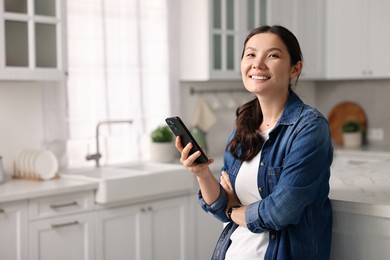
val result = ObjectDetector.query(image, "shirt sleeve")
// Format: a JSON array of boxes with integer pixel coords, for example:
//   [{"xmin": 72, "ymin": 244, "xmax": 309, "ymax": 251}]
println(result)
[{"xmin": 198, "ymin": 184, "xmax": 230, "ymax": 222}]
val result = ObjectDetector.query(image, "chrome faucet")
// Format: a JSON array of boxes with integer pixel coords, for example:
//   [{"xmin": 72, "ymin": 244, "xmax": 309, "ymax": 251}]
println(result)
[{"xmin": 86, "ymin": 120, "xmax": 133, "ymax": 167}]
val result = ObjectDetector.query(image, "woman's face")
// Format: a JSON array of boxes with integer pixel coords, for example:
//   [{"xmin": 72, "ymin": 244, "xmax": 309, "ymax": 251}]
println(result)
[{"xmin": 240, "ymin": 32, "xmax": 301, "ymax": 97}]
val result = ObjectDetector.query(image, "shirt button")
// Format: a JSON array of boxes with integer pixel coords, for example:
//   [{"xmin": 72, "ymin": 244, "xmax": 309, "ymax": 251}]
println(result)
[
  {"xmin": 258, "ymin": 187, "xmax": 263, "ymax": 192},
  {"xmin": 271, "ymin": 234, "xmax": 276, "ymax": 240},
  {"xmin": 260, "ymin": 162, "xmax": 265, "ymax": 167}
]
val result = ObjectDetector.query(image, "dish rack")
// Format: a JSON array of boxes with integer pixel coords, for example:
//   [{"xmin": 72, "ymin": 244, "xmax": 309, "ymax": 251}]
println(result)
[
  {"xmin": 13, "ymin": 149, "xmax": 60, "ymax": 181},
  {"xmin": 12, "ymin": 161, "xmax": 59, "ymax": 180}
]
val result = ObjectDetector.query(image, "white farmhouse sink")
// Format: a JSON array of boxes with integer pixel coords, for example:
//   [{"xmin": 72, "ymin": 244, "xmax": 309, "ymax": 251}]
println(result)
[{"xmin": 64, "ymin": 162, "xmax": 195, "ymax": 204}]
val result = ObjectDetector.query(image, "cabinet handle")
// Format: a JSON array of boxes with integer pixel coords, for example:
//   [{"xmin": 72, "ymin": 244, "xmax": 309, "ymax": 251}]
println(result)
[
  {"xmin": 141, "ymin": 207, "xmax": 153, "ymax": 212},
  {"xmin": 0, "ymin": 208, "xmax": 4, "ymax": 214},
  {"xmin": 50, "ymin": 201, "xmax": 78, "ymax": 209},
  {"xmin": 51, "ymin": 220, "xmax": 79, "ymax": 229}
]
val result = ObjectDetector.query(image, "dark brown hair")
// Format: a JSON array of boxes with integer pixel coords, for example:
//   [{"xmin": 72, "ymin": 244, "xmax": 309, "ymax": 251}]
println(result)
[{"xmin": 227, "ymin": 25, "xmax": 303, "ymax": 161}]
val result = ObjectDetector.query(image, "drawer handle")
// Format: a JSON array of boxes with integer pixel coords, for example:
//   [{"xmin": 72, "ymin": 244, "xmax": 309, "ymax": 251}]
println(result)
[
  {"xmin": 50, "ymin": 201, "xmax": 78, "ymax": 209},
  {"xmin": 51, "ymin": 221, "xmax": 79, "ymax": 229},
  {"xmin": 0, "ymin": 208, "xmax": 4, "ymax": 214}
]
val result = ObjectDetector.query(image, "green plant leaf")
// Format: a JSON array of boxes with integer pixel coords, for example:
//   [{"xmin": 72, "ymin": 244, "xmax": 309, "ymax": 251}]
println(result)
[{"xmin": 151, "ymin": 125, "xmax": 174, "ymax": 142}]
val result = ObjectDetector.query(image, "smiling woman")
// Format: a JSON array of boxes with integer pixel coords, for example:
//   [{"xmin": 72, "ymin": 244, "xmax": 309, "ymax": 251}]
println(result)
[{"xmin": 65, "ymin": 0, "xmax": 179, "ymax": 168}]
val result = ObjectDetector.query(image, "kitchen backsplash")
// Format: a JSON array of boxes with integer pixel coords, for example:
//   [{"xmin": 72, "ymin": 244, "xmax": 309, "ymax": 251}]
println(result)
[
  {"xmin": 316, "ymin": 79, "xmax": 390, "ymax": 148},
  {"xmin": 180, "ymin": 79, "xmax": 390, "ymax": 158}
]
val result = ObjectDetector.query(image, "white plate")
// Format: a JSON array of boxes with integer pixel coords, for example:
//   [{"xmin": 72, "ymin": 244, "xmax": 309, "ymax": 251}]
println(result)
[
  {"xmin": 33, "ymin": 150, "xmax": 58, "ymax": 180},
  {"xmin": 17, "ymin": 150, "xmax": 29, "ymax": 177}
]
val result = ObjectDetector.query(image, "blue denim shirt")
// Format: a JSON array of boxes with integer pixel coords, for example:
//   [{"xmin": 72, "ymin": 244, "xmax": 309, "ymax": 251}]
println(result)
[{"xmin": 199, "ymin": 92, "xmax": 333, "ymax": 260}]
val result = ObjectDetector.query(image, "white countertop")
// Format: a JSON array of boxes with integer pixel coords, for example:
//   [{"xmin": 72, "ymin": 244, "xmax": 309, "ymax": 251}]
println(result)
[
  {"xmin": 329, "ymin": 149, "xmax": 390, "ymax": 217},
  {"xmin": 0, "ymin": 175, "xmax": 99, "ymax": 203}
]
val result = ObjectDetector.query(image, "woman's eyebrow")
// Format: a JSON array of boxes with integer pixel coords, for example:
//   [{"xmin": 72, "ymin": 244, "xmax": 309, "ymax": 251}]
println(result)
[{"xmin": 244, "ymin": 47, "xmax": 284, "ymax": 53}]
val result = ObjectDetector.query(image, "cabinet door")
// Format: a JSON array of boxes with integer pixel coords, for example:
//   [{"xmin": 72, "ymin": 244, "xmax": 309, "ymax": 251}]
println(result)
[
  {"xmin": 95, "ymin": 204, "xmax": 143, "ymax": 260},
  {"xmin": 96, "ymin": 196, "xmax": 194, "ymax": 260},
  {"xmin": 210, "ymin": 0, "xmax": 241, "ymax": 79},
  {"xmin": 0, "ymin": 0, "xmax": 67, "ymax": 80},
  {"xmin": 367, "ymin": 0, "xmax": 390, "ymax": 78},
  {"xmin": 326, "ymin": 0, "xmax": 368, "ymax": 79},
  {"xmin": 147, "ymin": 196, "xmax": 194, "ymax": 260},
  {"xmin": 29, "ymin": 212, "xmax": 95, "ymax": 260},
  {"xmin": 0, "ymin": 200, "xmax": 28, "ymax": 260},
  {"xmin": 192, "ymin": 194, "xmax": 222, "ymax": 260},
  {"xmin": 267, "ymin": 0, "xmax": 325, "ymax": 80},
  {"xmin": 294, "ymin": 0, "xmax": 325, "ymax": 79}
]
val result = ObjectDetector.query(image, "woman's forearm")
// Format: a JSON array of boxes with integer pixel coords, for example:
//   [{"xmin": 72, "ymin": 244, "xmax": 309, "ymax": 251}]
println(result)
[{"xmin": 196, "ymin": 170, "xmax": 221, "ymax": 205}]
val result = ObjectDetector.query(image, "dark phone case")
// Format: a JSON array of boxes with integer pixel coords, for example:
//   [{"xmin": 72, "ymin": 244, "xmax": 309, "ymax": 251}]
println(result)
[{"xmin": 165, "ymin": 116, "xmax": 209, "ymax": 164}]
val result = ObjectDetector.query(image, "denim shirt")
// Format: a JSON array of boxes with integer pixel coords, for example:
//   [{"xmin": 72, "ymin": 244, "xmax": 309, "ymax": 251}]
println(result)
[{"xmin": 199, "ymin": 92, "xmax": 333, "ymax": 260}]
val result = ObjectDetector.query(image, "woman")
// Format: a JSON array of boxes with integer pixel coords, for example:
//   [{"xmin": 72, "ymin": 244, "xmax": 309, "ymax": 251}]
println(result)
[{"xmin": 176, "ymin": 25, "xmax": 333, "ymax": 260}]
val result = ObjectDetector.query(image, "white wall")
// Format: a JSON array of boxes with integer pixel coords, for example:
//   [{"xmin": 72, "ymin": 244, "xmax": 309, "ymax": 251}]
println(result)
[
  {"xmin": 0, "ymin": 80, "xmax": 67, "ymax": 175},
  {"xmin": 0, "ymin": 82, "xmax": 44, "ymax": 174}
]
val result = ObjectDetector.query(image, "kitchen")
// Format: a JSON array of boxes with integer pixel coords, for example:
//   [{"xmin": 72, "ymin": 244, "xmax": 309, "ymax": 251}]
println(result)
[{"xmin": 1, "ymin": 0, "xmax": 390, "ymax": 259}]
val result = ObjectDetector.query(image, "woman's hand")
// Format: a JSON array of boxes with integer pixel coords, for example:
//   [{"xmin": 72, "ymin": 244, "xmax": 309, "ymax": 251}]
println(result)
[
  {"xmin": 220, "ymin": 171, "xmax": 240, "ymax": 208},
  {"xmin": 175, "ymin": 136, "xmax": 214, "ymax": 178}
]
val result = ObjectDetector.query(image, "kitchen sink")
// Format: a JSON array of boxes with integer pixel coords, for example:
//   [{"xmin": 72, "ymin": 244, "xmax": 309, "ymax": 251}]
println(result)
[{"xmin": 63, "ymin": 162, "xmax": 194, "ymax": 204}]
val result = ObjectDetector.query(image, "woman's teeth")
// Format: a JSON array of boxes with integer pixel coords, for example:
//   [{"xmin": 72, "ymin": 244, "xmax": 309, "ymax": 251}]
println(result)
[{"xmin": 251, "ymin": 75, "xmax": 269, "ymax": 80}]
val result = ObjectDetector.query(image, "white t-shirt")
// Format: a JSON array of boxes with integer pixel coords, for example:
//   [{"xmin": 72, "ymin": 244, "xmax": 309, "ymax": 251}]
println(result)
[{"xmin": 225, "ymin": 131, "xmax": 270, "ymax": 260}]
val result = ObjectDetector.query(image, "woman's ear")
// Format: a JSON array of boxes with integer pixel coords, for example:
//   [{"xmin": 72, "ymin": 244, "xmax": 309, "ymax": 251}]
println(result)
[{"xmin": 290, "ymin": 61, "xmax": 303, "ymax": 79}]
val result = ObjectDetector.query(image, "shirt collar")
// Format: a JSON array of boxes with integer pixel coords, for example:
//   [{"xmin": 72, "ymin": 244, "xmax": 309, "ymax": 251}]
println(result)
[{"xmin": 278, "ymin": 91, "xmax": 305, "ymax": 126}]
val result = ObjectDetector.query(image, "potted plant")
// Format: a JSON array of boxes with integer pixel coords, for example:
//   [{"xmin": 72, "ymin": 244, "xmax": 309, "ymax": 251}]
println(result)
[
  {"xmin": 150, "ymin": 125, "xmax": 176, "ymax": 163},
  {"xmin": 341, "ymin": 121, "xmax": 362, "ymax": 148}
]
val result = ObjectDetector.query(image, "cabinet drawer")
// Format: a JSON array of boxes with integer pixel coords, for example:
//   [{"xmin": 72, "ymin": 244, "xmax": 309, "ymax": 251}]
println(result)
[{"xmin": 29, "ymin": 191, "xmax": 94, "ymax": 220}]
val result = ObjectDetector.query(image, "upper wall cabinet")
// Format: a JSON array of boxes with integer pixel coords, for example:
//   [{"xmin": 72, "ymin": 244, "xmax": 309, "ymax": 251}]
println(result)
[
  {"xmin": 266, "ymin": 0, "xmax": 325, "ymax": 80},
  {"xmin": 180, "ymin": 0, "xmax": 267, "ymax": 81},
  {"xmin": 0, "ymin": 0, "xmax": 67, "ymax": 81},
  {"xmin": 326, "ymin": 0, "xmax": 390, "ymax": 79}
]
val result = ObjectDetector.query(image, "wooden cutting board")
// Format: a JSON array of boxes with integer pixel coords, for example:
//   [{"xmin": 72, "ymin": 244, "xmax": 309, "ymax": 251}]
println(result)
[{"xmin": 328, "ymin": 102, "xmax": 367, "ymax": 145}]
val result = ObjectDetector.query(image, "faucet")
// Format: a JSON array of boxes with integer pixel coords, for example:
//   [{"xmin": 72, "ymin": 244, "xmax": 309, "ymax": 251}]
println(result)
[{"xmin": 86, "ymin": 120, "xmax": 133, "ymax": 167}]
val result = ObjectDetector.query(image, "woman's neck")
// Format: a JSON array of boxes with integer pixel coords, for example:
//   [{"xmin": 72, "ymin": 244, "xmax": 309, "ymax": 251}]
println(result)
[{"xmin": 257, "ymin": 91, "xmax": 289, "ymax": 131}]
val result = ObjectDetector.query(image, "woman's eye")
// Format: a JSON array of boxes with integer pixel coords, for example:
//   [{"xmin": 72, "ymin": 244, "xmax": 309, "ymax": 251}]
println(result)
[
  {"xmin": 269, "ymin": 53, "xmax": 279, "ymax": 58},
  {"xmin": 246, "ymin": 53, "xmax": 255, "ymax": 58}
]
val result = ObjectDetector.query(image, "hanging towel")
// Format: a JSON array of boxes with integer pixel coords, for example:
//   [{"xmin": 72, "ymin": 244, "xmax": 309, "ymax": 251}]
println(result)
[{"xmin": 191, "ymin": 97, "xmax": 217, "ymax": 132}]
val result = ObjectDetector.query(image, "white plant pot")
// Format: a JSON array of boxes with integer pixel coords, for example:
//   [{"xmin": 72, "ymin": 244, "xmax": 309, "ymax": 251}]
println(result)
[
  {"xmin": 150, "ymin": 142, "xmax": 176, "ymax": 163},
  {"xmin": 342, "ymin": 132, "xmax": 362, "ymax": 149}
]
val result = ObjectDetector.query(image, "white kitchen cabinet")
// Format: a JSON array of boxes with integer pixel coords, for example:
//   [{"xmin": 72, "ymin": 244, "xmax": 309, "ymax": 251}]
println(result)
[
  {"xmin": 192, "ymin": 194, "xmax": 222, "ymax": 260},
  {"xmin": 29, "ymin": 191, "xmax": 95, "ymax": 260},
  {"xmin": 0, "ymin": 0, "xmax": 67, "ymax": 80},
  {"xmin": 266, "ymin": 0, "xmax": 325, "ymax": 80},
  {"xmin": 180, "ymin": 0, "xmax": 267, "ymax": 81},
  {"xmin": 96, "ymin": 195, "xmax": 194, "ymax": 260},
  {"xmin": 326, "ymin": 0, "xmax": 390, "ymax": 79},
  {"xmin": 29, "ymin": 212, "xmax": 95, "ymax": 260},
  {"xmin": 331, "ymin": 206, "xmax": 390, "ymax": 260},
  {"xmin": 0, "ymin": 200, "xmax": 28, "ymax": 260}
]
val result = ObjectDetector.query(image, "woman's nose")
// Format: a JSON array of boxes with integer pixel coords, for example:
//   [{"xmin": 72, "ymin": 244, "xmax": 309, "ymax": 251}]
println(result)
[{"xmin": 252, "ymin": 58, "xmax": 267, "ymax": 70}]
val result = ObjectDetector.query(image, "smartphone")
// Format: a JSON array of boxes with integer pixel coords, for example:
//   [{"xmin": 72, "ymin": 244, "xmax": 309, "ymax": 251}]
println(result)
[{"xmin": 165, "ymin": 116, "xmax": 209, "ymax": 164}]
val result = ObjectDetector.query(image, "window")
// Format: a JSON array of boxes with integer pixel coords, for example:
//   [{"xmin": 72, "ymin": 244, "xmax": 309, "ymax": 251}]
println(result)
[{"xmin": 66, "ymin": 0, "xmax": 177, "ymax": 167}]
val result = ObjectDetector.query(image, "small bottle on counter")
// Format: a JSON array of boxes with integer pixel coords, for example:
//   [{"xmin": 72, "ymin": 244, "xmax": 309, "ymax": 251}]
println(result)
[{"xmin": 0, "ymin": 156, "xmax": 5, "ymax": 183}]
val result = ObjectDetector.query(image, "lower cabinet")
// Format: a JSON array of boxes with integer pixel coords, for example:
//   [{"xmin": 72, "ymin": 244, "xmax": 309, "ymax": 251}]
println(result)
[
  {"xmin": 96, "ymin": 195, "xmax": 194, "ymax": 260},
  {"xmin": 331, "ymin": 203, "xmax": 390, "ymax": 260},
  {"xmin": 0, "ymin": 200, "xmax": 29, "ymax": 260},
  {"xmin": 0, "ymin": 190, "xmax": 221, "ymax": 260},
  {"xmin": 192, "ymin": 195, "xmax": 223, "ymax": 260},
  {"xmin": 28, "ymin": 191, "xmax": 96, "ymax": 260},
  {"xmin": 29, "ymin": 213, "xmax": 95, "ymax": 260}
]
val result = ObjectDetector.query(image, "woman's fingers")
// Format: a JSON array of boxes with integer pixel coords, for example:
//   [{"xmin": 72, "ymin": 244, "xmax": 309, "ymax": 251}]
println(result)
[
  {"xmin": 175, "ymin": 136, "xmax": 183, "ymax": 151},
  {"xmin": 220, "ymin": 171, "xmax": 233, "ymax": 191}
]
